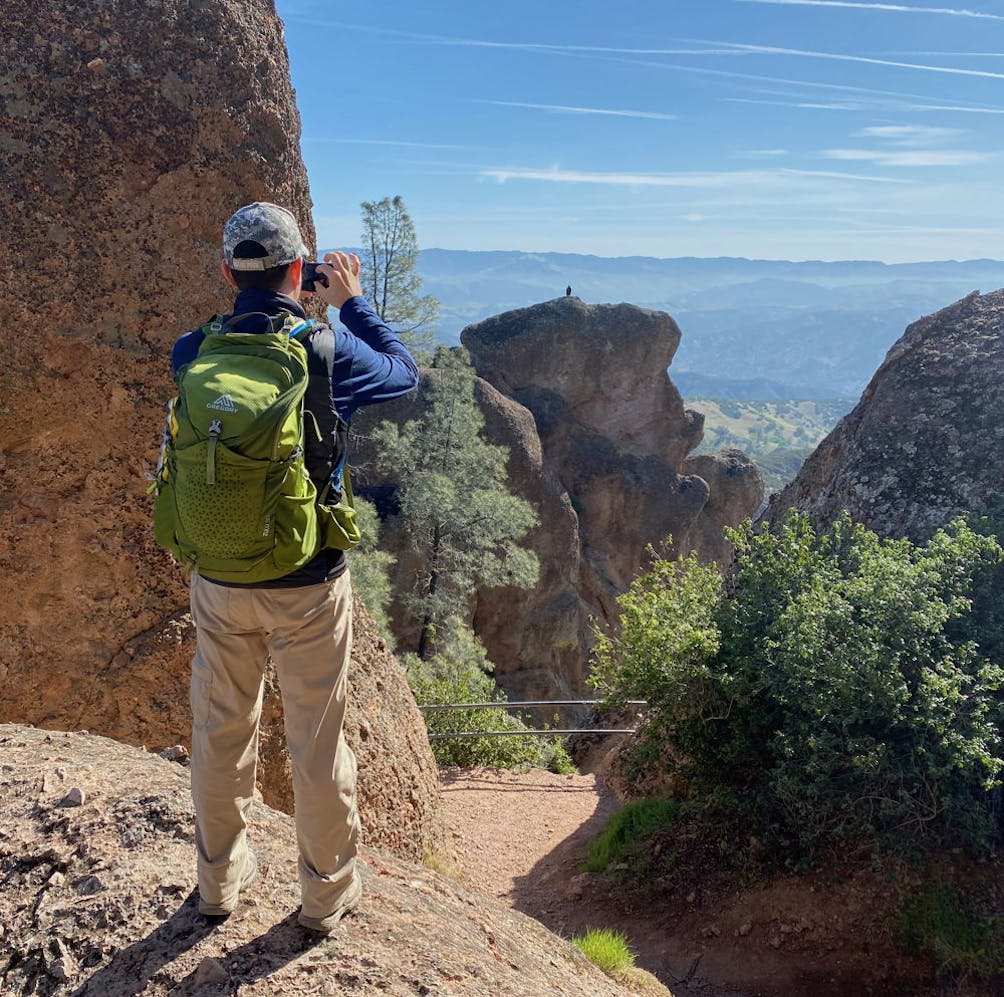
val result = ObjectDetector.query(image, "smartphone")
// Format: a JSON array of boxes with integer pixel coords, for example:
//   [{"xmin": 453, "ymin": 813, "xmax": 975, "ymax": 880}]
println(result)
[{"xmin": 301, "ymin": 262, "xmax": 329, "ymax": 293}]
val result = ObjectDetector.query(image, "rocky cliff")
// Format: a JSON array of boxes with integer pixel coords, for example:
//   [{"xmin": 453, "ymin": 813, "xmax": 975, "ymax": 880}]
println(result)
[
  {"xmin": 462, "ymin": 298, "xmax": 762, "ymax": 695},
  {"xmin": 355, "ymin": 298, "xmax": 763, "ymax": 698},
  {"xmin": 0, "ymin": 0, "xmax": 439, "ymax": 860},
  {"xmin": 762, "ymin": 289, "xmax": 1004, "ymax": 539},
  {"xmin": 0, "ymin": 726, "xmax": 645, "ymax": 997}
]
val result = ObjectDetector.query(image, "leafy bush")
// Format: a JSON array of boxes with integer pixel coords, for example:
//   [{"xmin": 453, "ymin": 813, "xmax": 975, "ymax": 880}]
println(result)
[
  {"xmin": 591, "ymin": 513, "xmax": 1004, "ymax": 859},
  {"xmin": 571, "ymin": 927, "xmax": 636, "ymax": 976},
  {"xmin": 955, "ymin": 498, "xmax": 1004, "ymax": 667},
  {"xmin": 583, "ymin": 798, "xmax": 680, "ymax": 874},
  {"xmin": 347, "ymin": 497, "xmax": 395, "ymax": 636},
  {"xmin": 406, "ymin": 621, "xmax": 575, "ymax": 772}
]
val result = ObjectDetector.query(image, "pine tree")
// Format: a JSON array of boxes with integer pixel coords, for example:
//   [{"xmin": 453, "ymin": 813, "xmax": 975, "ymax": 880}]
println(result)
[
  {"xmin": 359, "ymin": 195, "xmax": 439, "ymax": 357},
  {"xmin": 373, "ymin": 347, "xmax": 539, "ymax": 658}
]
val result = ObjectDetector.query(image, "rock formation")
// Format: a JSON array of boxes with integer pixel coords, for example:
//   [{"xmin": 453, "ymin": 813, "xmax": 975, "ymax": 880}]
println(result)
[
  {"xmin": 354, "ymin": 298, "xmax": 763, "ymax": 698},
  {"xmin": 0, "ymin": 0, "xmax": 439, "ymax": 859},
  {"xmin": 762, "ymin": 289, "xmax": 1004, "ymax": 540},
  {"xmin": 0, "ymin": 726, "xmax": 642, "ymax": 997},
  {"xmin": 462, "ymin": 298, "xmax": 762, "ymax": 695}
]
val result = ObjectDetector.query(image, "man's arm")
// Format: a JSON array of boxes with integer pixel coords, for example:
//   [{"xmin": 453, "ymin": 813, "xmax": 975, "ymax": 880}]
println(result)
[
  {"xmin": 315, "ymin": 252, "xmax": 419, "ymax": 418},
  {"xmin": 171, "ymin": 329, "xmax": 206, "ymax": 377}
]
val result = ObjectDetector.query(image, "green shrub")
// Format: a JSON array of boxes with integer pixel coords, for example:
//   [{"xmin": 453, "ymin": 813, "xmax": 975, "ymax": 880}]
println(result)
[
  {"xmin": 571, "ymin": 927, "xmax": 636, "ymax": 976},
  {"xmin": 347, "ymin": 497, "xmax": 396, "ymax": 635},
  {"xmin": 591, "ymin": 513, "xmax": 1004, "ymax": 859},
  {"xmin": 955, "ymin": 497, "xmax": 1004, "ymax": 666},
  {"xmin": 406, "ymin": 621, "xmax": 576, "ymax": 773},
  {"xmin": 897, "ymin": 879, "xmax": 1004, "ymax": 980},
  {"xmin": 584, "ymin": 798, "xmax": 680, "ymax": 873}
]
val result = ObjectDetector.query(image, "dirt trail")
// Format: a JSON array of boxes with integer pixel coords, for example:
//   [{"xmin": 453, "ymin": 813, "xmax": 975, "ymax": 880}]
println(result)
[
  {"xmin": 438, "ymin": 768, "xmax": 966, "ymax": 997},
  {"xmin": 439, "ymin": 769, "xmax": 752, "ymax": 997}
]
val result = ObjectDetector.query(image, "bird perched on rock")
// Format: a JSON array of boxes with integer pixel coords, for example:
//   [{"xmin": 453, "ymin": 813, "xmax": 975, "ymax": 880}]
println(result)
[{"xmin": 565, "ymin": 285, "xmax": 572, "ymax": 296}]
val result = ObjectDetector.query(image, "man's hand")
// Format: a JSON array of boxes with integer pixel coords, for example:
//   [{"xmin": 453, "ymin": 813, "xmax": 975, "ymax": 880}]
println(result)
[{"xmin": 315, "ymin": 251, "xmax": 363, "ymax": 310}]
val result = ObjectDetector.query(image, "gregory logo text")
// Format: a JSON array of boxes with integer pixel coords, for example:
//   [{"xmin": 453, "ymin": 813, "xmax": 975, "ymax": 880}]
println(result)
[{"xmin": 207, "ymin": 395, "xmax": 238, "ymax": 413}]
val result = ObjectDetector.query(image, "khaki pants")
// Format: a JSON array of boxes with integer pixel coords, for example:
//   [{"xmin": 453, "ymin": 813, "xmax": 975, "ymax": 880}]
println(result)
[{"xmin": 188, "ymin": 570, "xmax": 360, "ymax": 918}]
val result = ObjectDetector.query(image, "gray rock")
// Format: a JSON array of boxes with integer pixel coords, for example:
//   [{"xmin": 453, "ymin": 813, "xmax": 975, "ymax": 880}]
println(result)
[
  {"xmin": 762, "ymin": 289, "xmax": 1004, "ymax": 539},
  {"xmin": 195, "ymin": 956, "xmax": 229, "ymax": 986},
  {"xmin": 58, "ymin": 787, "xmax": 85, "ymax": 808}
]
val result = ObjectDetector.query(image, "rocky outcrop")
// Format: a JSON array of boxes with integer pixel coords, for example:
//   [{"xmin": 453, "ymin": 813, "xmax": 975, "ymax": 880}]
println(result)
[
  {"xmin": 355, "ymin": 299, "xmax": 762, "ymax": 698},
  {"xmin": 462, "ymin": 299, "xmax": 762, "ymax": 695},
  {"xmin": 762, "ymin": 290, "xmax": 1004, "ymax": 540},
  {"xmin": 0, "ymin": 0, "xmax": 439, "ymax": 860},
  {"xmin": 353, "ymin": 373, "xmax": 591, "ymax": 698},
  {"xmin": 0, "ymin": 725, "xmax": 642, "ymax": 997}
]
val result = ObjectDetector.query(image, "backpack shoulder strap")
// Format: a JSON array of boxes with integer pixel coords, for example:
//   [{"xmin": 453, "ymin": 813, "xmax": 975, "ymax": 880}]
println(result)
[{"xmin": 297, "ymin": 323, "xmax": 349, "ymax": 496}]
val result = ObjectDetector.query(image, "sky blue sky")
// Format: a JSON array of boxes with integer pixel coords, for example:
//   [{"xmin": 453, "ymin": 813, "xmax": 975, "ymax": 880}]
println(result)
[{"xmin": 276, "ymin": 0, "xmax": 1004, "ymax": 262}]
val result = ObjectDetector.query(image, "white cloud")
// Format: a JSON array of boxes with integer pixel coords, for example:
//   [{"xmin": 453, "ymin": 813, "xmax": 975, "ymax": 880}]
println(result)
[
  {"xmin": 483, "ymin": 167, "xmax": 728, "ymax": 188},
  {"xmin": 303, "ymin": 137, "xmax": 473, "ymax": 149},
  {"xmin": 736, "ymin": 0, "xmax": 1004, "ymax": 20},
  {"xmin": 735, "ymin": 148, "xmax": 791, "ymax": 157},
  {"xmin": 480, "ymin": 101, "xmax": 677, "ymax": 121},
  {"xmin": 481, "ymin": 165, "xmax": 911, "ymax": 186},
  {"xmin": 724, "ymin": 97, "xmax": 861, "ymax": 110},
  {"xmin": 724, "ymin": 94, "xmax": 1004, "ymax": 115},
  {"xmin": 900, "ymin": 104, "xmax": 1004, "ymax": 115},
  {"xmin": 592, "ymin": 51, "xmax": 1004, "ymax": 119},
  {"xmin": 856, "ymin": 125, "xmax": 964, "ymax": 145},
  {"xmin": 823, "ymin": 148, "xmax": 992, "ymax": 166},
  {"xmin": 283, "ymin": 17, "xmax": 749, "ymax": 57}
]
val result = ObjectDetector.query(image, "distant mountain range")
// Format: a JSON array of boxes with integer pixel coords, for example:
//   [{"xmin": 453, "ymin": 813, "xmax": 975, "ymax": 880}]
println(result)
[{"xmin": 411, "ymin": 250, "xmax": 1004, "ymax": 399}]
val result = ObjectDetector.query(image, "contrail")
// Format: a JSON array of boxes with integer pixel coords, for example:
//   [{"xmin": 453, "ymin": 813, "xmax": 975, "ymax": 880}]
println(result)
[
  {"xmin": 737, "ymin": 0, "xmax": 1004, "ymax": 21},
  {"xmin": 480, "ymin": 101, "xmax": 677, "ymax": 121},
  {"xmin": 715, "ymin": 41, "xmax": 1004, "ymax": 80}
]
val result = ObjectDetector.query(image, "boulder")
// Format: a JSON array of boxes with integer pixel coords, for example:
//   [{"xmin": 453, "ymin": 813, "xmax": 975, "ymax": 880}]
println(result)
[
  {"xmin": 462, "ymin": 298, "xmax": 762, "ymax": 691},
  {"xmin": 762, "ymin": 289, "xmax": 1004, "ymax": 539},
  {"xmin": 0, "ymin": 0, "xmax": 439, "ymax": 860}
]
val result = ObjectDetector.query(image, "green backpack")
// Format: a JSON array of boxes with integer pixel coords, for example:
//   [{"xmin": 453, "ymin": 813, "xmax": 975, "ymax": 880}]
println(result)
[{"xmin": 152, "ymin": 312, "xmax": 360, "ymax": 583}]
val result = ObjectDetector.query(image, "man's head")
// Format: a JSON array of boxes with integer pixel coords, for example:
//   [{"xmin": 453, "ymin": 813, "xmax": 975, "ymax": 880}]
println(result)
[{"xmin": 221, "ymin": 202, "xmax": 309, "ymax": 296}]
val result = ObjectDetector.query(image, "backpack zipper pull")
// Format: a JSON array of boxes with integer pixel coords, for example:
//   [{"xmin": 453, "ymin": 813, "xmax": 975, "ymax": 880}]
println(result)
[{"xmin": 207, "ymin": 419, "xmax": 222, "ymax": 485}]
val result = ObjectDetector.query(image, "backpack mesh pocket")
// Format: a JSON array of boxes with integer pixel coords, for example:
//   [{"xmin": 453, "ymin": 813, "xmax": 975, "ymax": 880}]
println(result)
[{"xmin": 173, "ymin": 441, "xmax": 274, "ymax": 561}]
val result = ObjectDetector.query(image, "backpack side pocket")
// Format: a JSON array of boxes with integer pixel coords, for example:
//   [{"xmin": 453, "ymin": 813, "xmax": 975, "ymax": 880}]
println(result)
[{"xmin": 316, "ymin": 464, "xmax": 361, "ymax": 551}]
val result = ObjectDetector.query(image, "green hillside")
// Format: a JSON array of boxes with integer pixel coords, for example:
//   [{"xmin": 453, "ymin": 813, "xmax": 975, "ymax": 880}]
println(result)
[{"xmin": 689, "ymin": 398, "xmax": 854, "ymax": 497}]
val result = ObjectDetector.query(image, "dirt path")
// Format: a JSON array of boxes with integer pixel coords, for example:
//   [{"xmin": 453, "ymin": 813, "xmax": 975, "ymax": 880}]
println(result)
[
  {"xmin": 439, "ymin": 768, "xmax": 753, "ymax": 997},
  {"xmin": 438, "ymin": 769, "xmax": 958, "ymax": 997}
]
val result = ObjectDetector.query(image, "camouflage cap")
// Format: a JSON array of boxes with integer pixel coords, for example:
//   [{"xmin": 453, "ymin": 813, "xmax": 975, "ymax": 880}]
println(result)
[{"xmin": 222, "ymin": 202, "xmax": 309, "ymax": 271}]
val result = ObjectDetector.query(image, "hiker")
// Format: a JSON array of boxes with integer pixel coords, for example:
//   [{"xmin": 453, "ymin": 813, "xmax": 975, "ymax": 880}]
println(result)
[{"xmin": 157, "ymin": 202, "xmax": 419, "ymax": 931}]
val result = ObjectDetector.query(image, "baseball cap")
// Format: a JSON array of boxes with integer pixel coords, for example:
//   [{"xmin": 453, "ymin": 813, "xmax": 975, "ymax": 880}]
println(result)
[{"xmin": 222, "ymin": 202, "xmax": 309, "ymax": 271}]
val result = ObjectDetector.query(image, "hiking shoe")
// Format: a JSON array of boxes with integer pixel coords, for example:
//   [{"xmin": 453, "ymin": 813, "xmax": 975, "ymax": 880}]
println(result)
[
  {"xmin": 198, "ymin": 849, "xmax": 258, "ymax": 917},
  {"xmin": 297, "ymin": 874, "xmax": 362, "ymax": 934}
]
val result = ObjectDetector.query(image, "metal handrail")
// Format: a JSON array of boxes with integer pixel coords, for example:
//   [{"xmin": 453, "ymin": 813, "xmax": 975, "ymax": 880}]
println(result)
[
  {"xmin": 418, "ymin": 700, "xmax": 646, "ymax": 711},
  {"xmin": 428, "ymin": 728, "xmax": 638, "ymax": 739}
]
